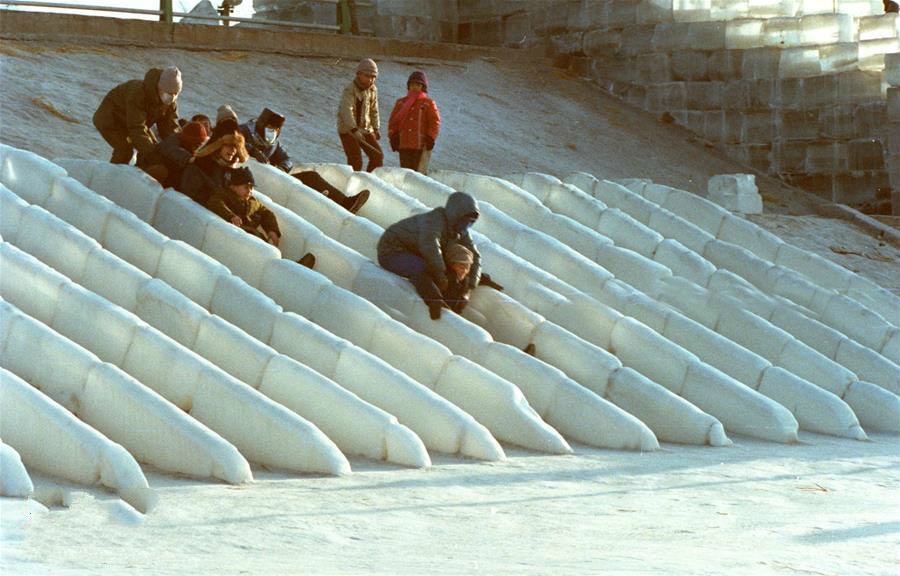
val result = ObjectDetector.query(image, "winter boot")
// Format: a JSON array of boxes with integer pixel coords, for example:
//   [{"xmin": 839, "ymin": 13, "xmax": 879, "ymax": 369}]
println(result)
[
  {"xmin": 343, "ymin": 189, "xmax": 370, "ymax": 214},
  {"xmin": 297, "ymin": 253, "xmax": 316, "ymax": 269},
  {"xmin": 479, "ymin": 273, "xmax": 504, "ymax": 291},
  {"xmin": 523, "ymin": 343, "xmax": 536, "ymax": 356},
  {"xmin": 428, "ymin": 301, "xmax": 443, "ymax": 320}
]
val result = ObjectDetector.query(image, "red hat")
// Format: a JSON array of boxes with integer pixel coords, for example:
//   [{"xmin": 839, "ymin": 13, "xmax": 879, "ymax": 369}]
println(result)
[{"xmin": 179, "ymin": 121, "xmax": 208, "ymax": 152}]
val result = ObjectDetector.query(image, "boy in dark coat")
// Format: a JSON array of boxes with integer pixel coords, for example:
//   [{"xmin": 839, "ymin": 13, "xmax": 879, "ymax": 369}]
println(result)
[
  {"xmin": 206, "ymin": 166, "xmax": 281, "ymax": 246},
  {"xmin": 92, "ymin": 67, "xmax": 181, "ymax": 170},
  {"xmin": 157, "ymin": 120, "xmax": 207, "ymax": 189},
  {"xmin": 241, "ymin": 107, "xmax": 370, "ymax": 214},
  {"xmin": 377, "ymin": 191, "xmax": 481, "ymax": 320}
]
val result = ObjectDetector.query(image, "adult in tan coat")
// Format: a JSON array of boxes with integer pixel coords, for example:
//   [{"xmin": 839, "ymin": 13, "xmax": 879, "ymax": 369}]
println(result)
[
  {"xmin": 336, "ymin": 58, "xmax": 384, "ymax": 172},
  {"xmin": 92, "ymin": 67, "xmax": 182, "ymax": 174}
]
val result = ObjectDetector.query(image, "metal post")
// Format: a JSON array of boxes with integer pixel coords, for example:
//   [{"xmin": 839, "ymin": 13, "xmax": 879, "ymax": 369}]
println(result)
[{"xmin": 160, "ymin": 0, "xmax": 172, "ymax": 23}]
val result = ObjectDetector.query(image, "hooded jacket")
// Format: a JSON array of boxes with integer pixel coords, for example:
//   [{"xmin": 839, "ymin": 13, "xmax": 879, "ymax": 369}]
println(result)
[
  {"xmin": 377, "ymin": 192, "xmax": 481, "ymax": 289},
  {"xmin": 239, "ymin": 110, "xmax": 292, "ymax": 172},
  {"xmin": 178, "ymin": 133, "xmax": 248, "ymax": 204},
  {"xmin": 93, "ymin": 68, "xmax": 179, "ymax": 157}
]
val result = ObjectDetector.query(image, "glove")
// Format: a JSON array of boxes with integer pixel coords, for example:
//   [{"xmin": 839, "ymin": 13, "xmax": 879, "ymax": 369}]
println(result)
[{"xmin": 425, "ymin": 135, "xmax": 435, "ymax": 151}]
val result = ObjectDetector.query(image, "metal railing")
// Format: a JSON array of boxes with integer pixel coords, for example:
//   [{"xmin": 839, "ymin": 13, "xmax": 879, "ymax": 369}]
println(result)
[{"xmin": 0, "ymin": 0, "xmax": 372, "ymax": 33}]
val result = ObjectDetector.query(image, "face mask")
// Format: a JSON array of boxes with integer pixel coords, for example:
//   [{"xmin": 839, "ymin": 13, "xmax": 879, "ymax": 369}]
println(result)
[
  {"xmin": 264, "ymin": 128, "xmax": 278, "ymax": 143},
  {"xmin": 159, "ymin": 92, "xmax": 176, "ymax": 105}
]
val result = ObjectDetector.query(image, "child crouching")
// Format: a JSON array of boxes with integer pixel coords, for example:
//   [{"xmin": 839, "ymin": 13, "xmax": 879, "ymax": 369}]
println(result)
[{"xmin": 207, "ymin": 166, "xmax": 281, "ymax": 247}]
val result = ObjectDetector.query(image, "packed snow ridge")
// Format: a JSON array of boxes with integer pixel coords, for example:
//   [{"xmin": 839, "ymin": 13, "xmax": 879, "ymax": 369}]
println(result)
[{"xmin": 1, "ymin": 142, "xmax": 898, "ymax": 515}]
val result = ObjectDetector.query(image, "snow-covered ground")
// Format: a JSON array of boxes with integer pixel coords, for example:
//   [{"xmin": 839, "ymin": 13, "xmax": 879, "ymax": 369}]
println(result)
[{"xmin": 1, "ymin": 36, "xmax": 899, "ymax": 576}]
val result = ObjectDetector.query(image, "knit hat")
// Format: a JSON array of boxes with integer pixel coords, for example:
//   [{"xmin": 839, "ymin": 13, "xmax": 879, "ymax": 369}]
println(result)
[
  {"xmin": 179, "ymin": 121, "xmax": 208, "ymax": 152},
  {"xmin": 407, "ymin": 70, "xmax": 428, "ymax": 92},
  {"xmin": 357, "ymin": 58, "xmax": 378, "ymax": 76},
  {"xmin": 445, "ymin": 243, "xmax": 474, "ymax": 266},
  {"xmin": 229, "ymin": 166, "xmax": 255, "ymax": 188},
  {"xmin": 158, "ymin": 66, "xmax": 182, "ymax": 95},
  {"xmin": 216, "ymin": 105, "xmax": 238, "ymax": 126}
]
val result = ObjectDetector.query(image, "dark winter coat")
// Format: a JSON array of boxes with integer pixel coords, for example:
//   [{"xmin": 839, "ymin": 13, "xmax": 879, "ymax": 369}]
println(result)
[
  {"xmin": 207, "ymin": 189, "xmax": 280, "ymax": 239},
  {"xmin": 239, "ymin": 112, "xmax": 292, "ymax": 172},
  {"xmin": 377, "ymin": 192, "xmax": 481, "ymax": 289},
  {"xmin": 158, "ymin": 132, "xmax": 194, "ymax": 187},
  {"xmin": 92, "ymin": 68, "xmax": 179, "ymax": 157},
  {"xmin": 179, "ymin": 155, "xmax": 232, "ymax": 205}
]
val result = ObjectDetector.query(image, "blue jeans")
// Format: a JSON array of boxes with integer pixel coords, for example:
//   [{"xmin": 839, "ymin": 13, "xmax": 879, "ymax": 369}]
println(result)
[{"xmin": 379, "ymin": 251, "xmax": 444, "ymax": 306}]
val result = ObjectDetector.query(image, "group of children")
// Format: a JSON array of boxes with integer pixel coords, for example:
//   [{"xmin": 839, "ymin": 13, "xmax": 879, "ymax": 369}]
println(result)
[{"xmin": 91, "ymin": 59, "xmax": 492, "ymax": 319}]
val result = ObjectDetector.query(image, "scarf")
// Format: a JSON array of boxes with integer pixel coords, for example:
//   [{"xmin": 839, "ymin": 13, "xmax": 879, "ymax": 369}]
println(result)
[{"xmin": 389, "ymin": 91, "xmax": 427, "ymax": 134}]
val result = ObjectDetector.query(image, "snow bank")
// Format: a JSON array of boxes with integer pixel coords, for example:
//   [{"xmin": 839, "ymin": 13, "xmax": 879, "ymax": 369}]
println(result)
[
  {"xmin": 0, "ymin": 299, "xmax": 251, "ymax": 484},
  {"xmin": 0, "ymin": 439, "xmax": 33, "ymax": 498},
  {"xmin": 1, "ymin": 368, "xmax": 155, "ymax": 512},
  {"xmin": 51, "ymin": 159, "xmax": 503, "ymax": 462}
]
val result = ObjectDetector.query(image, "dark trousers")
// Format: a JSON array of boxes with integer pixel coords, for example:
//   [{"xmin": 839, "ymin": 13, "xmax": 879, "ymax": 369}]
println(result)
[
  {"xmin": 292, "ymin": 170, "xmax": 351, "ymax": 204},
  {"xmin": 339, "ymin": 132, "xmax": 383, "ymax": 172},
  {"xmin": 398, "ymin": 148, "xmax": 432, "ymax": 174},
  {"xmin": 93, "ymin": 115, "xmax": 161, "ymax": 167},
  {"xmin": 379, "ymin": 251, "xmax": 444, "ymax": 307}
]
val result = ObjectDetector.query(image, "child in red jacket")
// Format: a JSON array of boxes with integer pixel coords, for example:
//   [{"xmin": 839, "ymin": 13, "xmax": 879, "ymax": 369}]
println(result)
[{"xmin": 388, "ymin": 71, "xmax": 441, "ymax": 174}]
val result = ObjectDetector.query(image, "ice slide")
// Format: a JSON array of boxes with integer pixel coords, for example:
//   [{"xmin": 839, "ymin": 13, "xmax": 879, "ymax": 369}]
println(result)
[
  {"xmin": 568, "ymin": 173, "xmax": 900, "ymax": 394},
  {"xmin": 0, "ymin": 300, "xmax": 251, "ymax": 485},
  {"xmin": 0, "ymin": 151, "xmax": 498, "ymax": 463},
  {"xmin": 607, "ymin": 178, "xmax": 900, "ymax": 362},
  {"xmin": 0, "ymin": 438, "xmax": 34, "ymax": 499},
  {"xmin": 249, "ymin": 163, "xmax": 664, "ymax": 451},
  {"xmin": 1, "ymin": 368, "xmax": 156, "ymax": 513},
  {"xmin": 47, "ymin": 156, "xmax": 571, "ymax": 456},
  {"xmin": 373, "ymin": 168, "xmax": 872, "ymax": 438},
  {"xmin": 0, "ymin": 186, "xmax": 429, "ymax": 469},
  {"xmin": 299, "ymin": 166, "xmax": 799, "ymax": 443},
  {"xmin": 265, "ymin": 165, "xmax": 728, "ymax": 447},
  {"xmin": 1, "ymin": 241, "xmax": 354, "ymax": 476},
  {"xmin": 428, "ymin": 170, "xmax": 897, "ymax": 432}
]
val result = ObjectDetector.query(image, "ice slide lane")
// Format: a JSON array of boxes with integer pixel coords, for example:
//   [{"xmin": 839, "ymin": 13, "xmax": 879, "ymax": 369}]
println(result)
[
  {"xmin": 288, "ymin": 166, "xmax": 728, "ymax": 447},
  {"xmin": 1, "ymin": 240, "xmax": 353, "ymax": 476},
  {"xmin": 0, "ymin": 186, "xmax": 428, "ymax": 469},
  {"xmin": 309, "ymin": 167, "xmax": 798, "ymax": 443},
  {"xmin": 567, "ymin": 173, "xmax": 900, "ymax": 398},
  {"xmin": 617, "ymin": 179, "xmax": 900, "ymax": 361},
  {"xmin": 250, "ymin": 164, "xmax": 666, "ymax": 451},
  {"xmin": 429, "ymin": 170, "xmax": 893, "ymax": 433},
  {"xmin": 0, "ymin": 438, "xmax": 34, "ymax": 499},
  {"xmin": 615, "ymin": 177, "xmax": 900, "ymax": 328},
  {"xmin": 34, "ymin": 157, "xmax": 504, "ymax": 462},
  {"xmin": 0, "ymin": 300, "xmax": 251, "ymax": 485},
  {"xmin": 373, "ymin": 168, "xmax": 869, "ymax": 439},
  {"xmin": 1, "ymin": 368, "xmax": 155, "ymax": 512},
  {"xmin": 438, "ymin": 169, "xmax": 900, "ymax": 398}
]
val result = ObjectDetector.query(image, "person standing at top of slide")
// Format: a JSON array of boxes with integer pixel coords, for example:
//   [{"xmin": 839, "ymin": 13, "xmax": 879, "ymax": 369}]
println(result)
[
  {"xmin": 388, "ymin": 70, "xmax": 441, "ymax": 175},
  {"xmin": 92, "ymin": 66, "xmax": 182, "ymax": 181},
  {"xmin": 337, "ymin": 58, "xmax": 384, "ymax": 172}
]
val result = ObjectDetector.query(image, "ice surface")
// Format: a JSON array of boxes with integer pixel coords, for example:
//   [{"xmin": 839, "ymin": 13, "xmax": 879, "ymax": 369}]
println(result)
[
  {"xmin": 338, "ymin": 216, "xmax": 381, "ymax": 261},
  {"xmin": 366, "ymin": 317, "xmax": 453, "ymax": 387},
  {"xmin": 309, "ymin": 285, "xmax": 383, "ymax": 351},
  {"xmin": 767, "ymin": 301, "xmax": 844, "ymax": 359},
  {"xmin": 270, "ymin": 312, "xmax": 350, "ymax": 378},
  {"xmin": 660, "ymin": 189, "xmax": 728, "ymax": 235},
  {"xmin": 209, "ymin": 274, "xmax": 281, "ymax": 343},
  {"xmin": 610, "ymin": 317, "xmax": 694, "ymax": 395},
  {"xmin": 345, "ymin": 172, "xmax": 419, "ymax": 225},
  {"xmin": 302, "ymin": 232, "xmax": 367, "ymax": 290},
  {"xmin": 193, "ymin": 314, "xmax": 276, "ymax": 387},
  {"xmin": 776, "ymin": 338, "xmax": 855, "ymax": 397},
  {"xmin": 880, "ymin": 331, "xmax": 900, "ymax": 366},
  {"xmin": 770, "ymin": 268, "xmax": 819, "ymax": 309},
  {"xmin": 16, "ymin": 205, "xmax": 99, "ymax": 282},
  {"xmin": 757, "ymin": 366, "xmax": 864, "ymax": 439},
  {"xmin": 135, "ymin": 278, "xmax": 207, "ymax": 348},
  {"xmin": 0, "ymin": 184, "xmax": 28, "ymax": 241},
  {"xmin": 469, "ymin": 288, "xmax": 540, "ymax": 350},
  {"xmin": 648, "ymin": 207, "xmax": 715, "ymax": 254},
  {"xmin": 80, "ymin": 246, "xmax": 146, "ymax": 312},
  {"xmin": 258, "ymin": 258, "xmax": 330, "ymax": 317},
  {"xmin": 0, "ymin": 241, "xmax": 68, "ymax": 324},
  {"xmin": 1, "ymin": 368, "xmax": 155, "ymax": 512},
  {"xmin": 680, "ymin": 361, "xmax": 799, "ymax": 443},
  {"xmin": 704, "ymin": 239, "xmax": 777, "ymax": 291},
  {"xmin": 607, "ymin": 367, "xmax": 730, "ymax": 446},
  {"xmin": 434, "ymin": 356, "xmax": 571, "ymax": 454},
  {"xmin": 594, "ymin": 243, "xmax": 672, "ymax": 291},
  {"xmin": 652, "ymin": 238, "xmax": 717, "ymax": 286},
  {"xmin": 123, "ymin": 326, "xmax": 202, "ymax": 409},
  {"xmin": 597, "ymin": 208, "xmax": 664, "ymax": 256},
  {"xmin": 774, "ymin": 242, "xmax": 853, "ymax": 291},
  {"xmin": 292, "ymin": 163, "xmax": 353, "ymax": 190},
  {"xmin": 153, "ymin": 191, "xmax": 211, "ymax": 249},
  {"xmin": 102, "ymin": 210, "xmax": 166, "ymax": 275},
  {"xmin": 352, "ymin": 261, "xmax": 418, "ymax": 318},
  {"xmin": 45, "ymin": 177, "xmax": 112, "ymax": 241},
  {"xmin": 818, "ymin": 294, "xmax": 894, "ymax": 357},
  {"xmin": 716, "ymin": 306, "xmax": 792, "ymax": 359},
  {"xmin": 0, "ymin": 440, "xmax": 33, "ymax": 498},
  {"xmin": 52, "ymin": 283, "xmax": 141, "ymax": 366},
  {"xmin": 841, "ymin": 380, "xmax": 900, "ymax": 433},
  {"xmin": 717, "ymin": 214, "xmax": 783, "ymax": 260},
  {"xmin": 81, "ymin": 162, "xmax": 163, "ymax": 224},
  {"xmin": 201, "ymin": 216, "xmax": 281, "ymax": 287},
  {"xmin": 157, "ymin": 240, "xmax": 231, "ymax": 309},
  {"xmin": 0, "ymin": 144, "xmax": 66, "ymax": 205}
]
